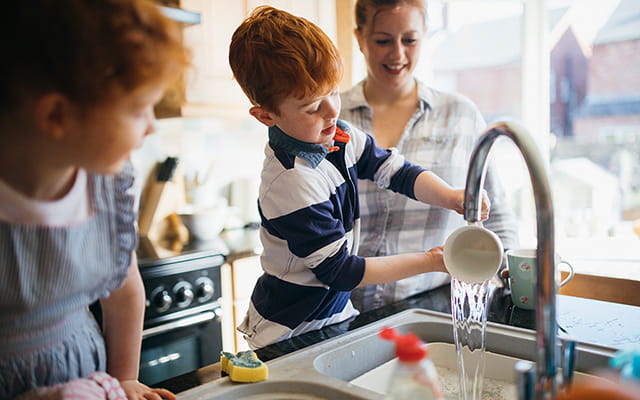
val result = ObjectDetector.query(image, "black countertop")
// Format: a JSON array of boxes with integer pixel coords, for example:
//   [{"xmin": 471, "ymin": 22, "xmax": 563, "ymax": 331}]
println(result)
[{"xmin": 156, "ymin": 279, "xmax": 640, "ymax": 394}]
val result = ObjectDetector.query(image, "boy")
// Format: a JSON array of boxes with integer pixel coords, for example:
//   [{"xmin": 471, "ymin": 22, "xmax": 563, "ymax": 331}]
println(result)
[{"xmin": 228, "ymin": 6, "xmax": 489, "ymax": 349}]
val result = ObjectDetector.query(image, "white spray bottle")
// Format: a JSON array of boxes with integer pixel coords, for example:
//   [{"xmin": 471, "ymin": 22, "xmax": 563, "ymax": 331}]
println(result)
[{"xmin": 379, "ymin": 326, "xmax": 446, "ymax": 400}]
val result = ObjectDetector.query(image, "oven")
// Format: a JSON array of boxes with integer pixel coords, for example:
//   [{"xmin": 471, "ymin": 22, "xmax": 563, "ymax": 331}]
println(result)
[{"xmin": 138, "ymin": 250, "xmax": 225, "ymax": 386}]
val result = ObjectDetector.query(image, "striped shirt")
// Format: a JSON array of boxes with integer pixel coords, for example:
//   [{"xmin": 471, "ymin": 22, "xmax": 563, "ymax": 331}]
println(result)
[
  {"xmin": 237, "ymin": 120, "xmax": 425, "ymax": 349},
  {"xmin": 340, "ymin": 80, "xmax": 519, "ymax": 311}
]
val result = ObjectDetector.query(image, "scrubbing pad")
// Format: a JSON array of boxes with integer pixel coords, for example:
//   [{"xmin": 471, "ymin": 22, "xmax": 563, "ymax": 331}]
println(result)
[{"xmin": 220, "ymin": 350, "xmax": 268, "ymax": 383}]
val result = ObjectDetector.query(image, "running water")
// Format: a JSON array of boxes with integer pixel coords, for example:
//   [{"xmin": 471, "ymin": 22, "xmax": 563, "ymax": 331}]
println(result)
[{"xmin": 451, "ymin": 277, "xmax": 491, "ymax": 400}]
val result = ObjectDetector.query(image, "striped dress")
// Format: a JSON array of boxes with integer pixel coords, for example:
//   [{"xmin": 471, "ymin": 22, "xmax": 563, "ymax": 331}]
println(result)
[
  {"xmin": 0, "ymin": 162, "xmax": 138, "ymax": 399},
  {"xmin": 237, "ymin": 120, "xmax": 426, "ymax": 349}
]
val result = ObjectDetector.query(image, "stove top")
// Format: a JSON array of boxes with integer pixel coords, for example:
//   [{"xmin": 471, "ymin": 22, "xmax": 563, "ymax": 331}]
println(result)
[{"xmin": 138, "ymin": 240, "xmax": 228, "ymax": 327}]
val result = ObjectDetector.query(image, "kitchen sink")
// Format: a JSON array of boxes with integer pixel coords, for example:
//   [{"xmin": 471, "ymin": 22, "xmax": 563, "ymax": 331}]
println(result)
[
  {"xmin": 178, "ymin": 380, "xmax": 370, "ymax": 400},
  {"xmin": 350, "ymin": 342, "xmax": 522, "ymax": 398},
  {"xmin": 177, "ymin": 309, "xmax": 617, "ymax": 399},
  {"xmin": 348, "ymin": 342, "xmax": 613, "ymax": 399}
]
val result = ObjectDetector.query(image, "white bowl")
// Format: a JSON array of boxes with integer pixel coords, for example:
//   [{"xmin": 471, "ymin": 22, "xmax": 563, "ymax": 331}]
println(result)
[{"xmin": 179, "ymin": 206, "xmax": 227, "ymax": 240}]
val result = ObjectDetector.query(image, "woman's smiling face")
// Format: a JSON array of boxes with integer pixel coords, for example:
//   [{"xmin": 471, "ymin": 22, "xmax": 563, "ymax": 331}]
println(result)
[{"xmin": 357, "ymin": 3, "xmax": 426, "ymax": 90}]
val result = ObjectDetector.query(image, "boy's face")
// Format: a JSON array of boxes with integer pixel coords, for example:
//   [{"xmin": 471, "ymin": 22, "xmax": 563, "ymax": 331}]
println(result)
[{"xmin": 252, "ymin": 88, "xmax": 341, "ymax": 145}]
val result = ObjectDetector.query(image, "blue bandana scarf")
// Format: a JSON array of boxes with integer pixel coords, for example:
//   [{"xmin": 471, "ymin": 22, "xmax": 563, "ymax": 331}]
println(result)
[
  {"xmin": 268, "ymin": 125, "xmax": 330, "ymax": 168},
  {"xmin": 268, "ymin": 121, "xmax": 351, "ymax": 168}
]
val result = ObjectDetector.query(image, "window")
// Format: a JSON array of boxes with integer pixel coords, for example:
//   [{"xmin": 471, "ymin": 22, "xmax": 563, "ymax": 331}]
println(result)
[{"xmin": 352, "ymin": 0, "xmax": 640, "ymax": 280}]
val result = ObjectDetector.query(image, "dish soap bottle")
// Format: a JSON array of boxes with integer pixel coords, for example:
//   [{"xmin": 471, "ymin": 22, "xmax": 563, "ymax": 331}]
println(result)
[{"xmin": 379, "ymin": 326, "xmax": 446, "ymax": 400}]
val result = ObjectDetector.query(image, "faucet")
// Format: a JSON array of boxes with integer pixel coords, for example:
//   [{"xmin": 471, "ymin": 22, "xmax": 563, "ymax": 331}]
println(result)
[{"xmin": 463, "ymin": 120, "xmax": 573, "ymax": 399}]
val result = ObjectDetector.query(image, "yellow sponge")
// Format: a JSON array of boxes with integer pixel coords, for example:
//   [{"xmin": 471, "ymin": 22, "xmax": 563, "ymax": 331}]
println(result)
[{"xmin": 220, "ymin": 350, "xmax": 268, "ymax": 383}]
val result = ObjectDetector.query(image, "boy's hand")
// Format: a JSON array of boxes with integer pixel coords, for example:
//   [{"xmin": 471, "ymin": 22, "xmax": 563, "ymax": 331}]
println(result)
[
  {"xmin": 451, "ymin": 189, "xmax": 465, "ymax": 215},
  {"xmin": 120, "ymin": 380, "xmax": 176, "ymax": 400},
  {"xmin": 425, "ymin": 246, "xmax": 447, "ymax": 274},
  {"xmin": 451, "ymin": 189, "xmax": 491, "ymax": 221},
  {"xmin": 477, "ymin": 189, "xmax": 491, "ymax": 221}
]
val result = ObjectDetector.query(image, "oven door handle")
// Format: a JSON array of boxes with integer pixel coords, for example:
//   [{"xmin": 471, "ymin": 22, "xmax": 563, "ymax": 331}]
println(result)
[{"xmin": 142, "ymin": 310, "xmax": 217, "ymax": 339}]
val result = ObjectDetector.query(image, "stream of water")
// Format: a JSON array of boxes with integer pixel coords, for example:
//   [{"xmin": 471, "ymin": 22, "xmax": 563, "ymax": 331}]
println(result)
[{"xmin": 451, "ymin": 277, "xmax": 491, "ymax": 400}]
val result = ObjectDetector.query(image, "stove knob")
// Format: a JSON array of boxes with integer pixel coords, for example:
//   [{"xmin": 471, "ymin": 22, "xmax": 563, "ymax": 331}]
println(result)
[
  {"xmin": 195, "ymin": 277, "xmax": 214, "ymax": 303},
  {"xmin": 173, "ymin": 281, "xmax": 194, "ymax": 308},
  {"xmin": 152, "ymin": 287, "xmax": 173, "ymax": 313}
]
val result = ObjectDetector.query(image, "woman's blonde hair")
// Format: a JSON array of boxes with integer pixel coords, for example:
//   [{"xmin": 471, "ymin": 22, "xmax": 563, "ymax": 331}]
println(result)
[{"xmin": 354, "ymin": 0, "xmax": 427, "ymax": 33}]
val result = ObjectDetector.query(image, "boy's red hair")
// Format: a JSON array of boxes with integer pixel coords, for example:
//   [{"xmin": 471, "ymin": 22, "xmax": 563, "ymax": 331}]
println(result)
[{"xmin": 229, "ymin": 6, "xmax": 343, "ymax": 114}]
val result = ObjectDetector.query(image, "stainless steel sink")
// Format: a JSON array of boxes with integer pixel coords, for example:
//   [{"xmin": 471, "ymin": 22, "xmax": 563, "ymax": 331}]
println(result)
[
  {"xmin": 177, "ymin": 309, "xmax": 617, "ymax": 399},
  {"xmin": 178, "ymin": 380, "xmax": 370, "ymax": 400}
]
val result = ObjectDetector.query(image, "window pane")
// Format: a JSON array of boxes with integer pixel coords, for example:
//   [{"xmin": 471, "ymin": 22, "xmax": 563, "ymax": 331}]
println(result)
[
  {"xmin": 425, "ymin": 1, "xmax": 532, "ymax": 248},
  {"xmin": 549, "ymin": 0, "xmax": 639, "ymax": 279},
  {"xmin": 424, "ymin": 0, "xmax": 640, "ymax": 279}
]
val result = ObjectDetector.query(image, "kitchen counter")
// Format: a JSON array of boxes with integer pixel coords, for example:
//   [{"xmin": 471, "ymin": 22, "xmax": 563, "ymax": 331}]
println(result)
[{"xmin": 154, "ymin": 281, "xmax": 640, "ymax": 394}]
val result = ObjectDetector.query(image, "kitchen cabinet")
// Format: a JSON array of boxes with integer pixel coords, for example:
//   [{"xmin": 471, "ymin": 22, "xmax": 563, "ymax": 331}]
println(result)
[
  {"xmin": 223, "ymin": 255, "xmax": 263, "ymax": 352},
  {"xmin": 230, "ymin": 255, "xmax": 263, "ymax": 352},
  {"xmin": 156, "ymin": 0, "xmax": 353, "ymax": 119}
]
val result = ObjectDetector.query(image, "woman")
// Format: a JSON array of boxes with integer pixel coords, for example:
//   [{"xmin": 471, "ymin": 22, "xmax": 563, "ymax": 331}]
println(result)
[{"xmin": 340, "ymin": 0, "xmax": 519, "ymax": 311}]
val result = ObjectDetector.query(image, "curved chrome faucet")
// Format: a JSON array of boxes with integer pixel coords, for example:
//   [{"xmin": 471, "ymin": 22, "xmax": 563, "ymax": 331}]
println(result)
[{"xmin": 463, "ymin": 120, "xmax": 567, "ymax": 399}]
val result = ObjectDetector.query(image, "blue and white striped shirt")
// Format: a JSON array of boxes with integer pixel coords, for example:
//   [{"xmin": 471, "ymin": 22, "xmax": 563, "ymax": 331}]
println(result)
[{"xmin": 237, "ymin": 120, "xmax": 425, "ymax": 349}]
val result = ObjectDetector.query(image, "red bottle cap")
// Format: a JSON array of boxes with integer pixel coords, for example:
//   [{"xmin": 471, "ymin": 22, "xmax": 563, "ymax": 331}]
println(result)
[{"xmin": 379, "ymin": 326, "xmax": 427, "ymax": 362}]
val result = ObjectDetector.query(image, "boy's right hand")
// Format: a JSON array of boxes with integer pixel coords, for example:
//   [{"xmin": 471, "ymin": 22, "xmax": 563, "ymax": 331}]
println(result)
[
  {"xmin": 451, "ymin": 188, "xmax": 491, "ymax": 221},
  {"xmin": 425, "ymin": 246, "xmax": 447, "ymax": 274}
]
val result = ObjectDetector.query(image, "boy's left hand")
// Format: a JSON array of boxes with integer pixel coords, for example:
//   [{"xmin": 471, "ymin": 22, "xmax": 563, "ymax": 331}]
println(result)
[
  {"xmin": 120, "ymin": 380, "xmax": 176, "ymax": 400},
  {"xmin": 452, "ymin": 189, "xmax": 491, "ymax": 221}
]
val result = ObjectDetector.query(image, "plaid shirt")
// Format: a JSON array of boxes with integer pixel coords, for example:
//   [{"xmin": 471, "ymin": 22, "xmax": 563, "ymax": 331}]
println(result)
[{"xmin": 340, "ymin": 80, "xmax": 519, "ymax": 311}]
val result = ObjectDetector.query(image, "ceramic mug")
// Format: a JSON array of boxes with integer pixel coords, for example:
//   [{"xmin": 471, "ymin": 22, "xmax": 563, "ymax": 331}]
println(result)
[
  {"xmin": 506, "ymin": 248, "xmax": 575, "ymax": 310},
  {"xmin": 443, "ymin": 223, "xmax": 504, "ymax": 284}
]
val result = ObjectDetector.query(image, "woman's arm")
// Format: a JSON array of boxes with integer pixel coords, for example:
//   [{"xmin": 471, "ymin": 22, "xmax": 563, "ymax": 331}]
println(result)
[{"xmin": 99, "ymin": 253, "xmax": 175, "ymax": 400}]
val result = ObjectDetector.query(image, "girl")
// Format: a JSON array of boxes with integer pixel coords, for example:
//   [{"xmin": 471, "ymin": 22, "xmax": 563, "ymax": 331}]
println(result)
[{"xmin": 0, "ymin": 1, "xmax": 189, "ymax": 398}]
